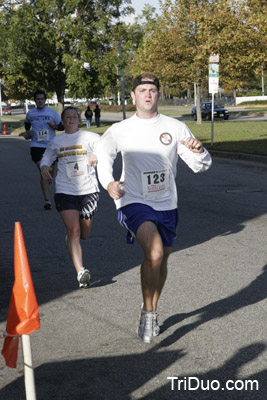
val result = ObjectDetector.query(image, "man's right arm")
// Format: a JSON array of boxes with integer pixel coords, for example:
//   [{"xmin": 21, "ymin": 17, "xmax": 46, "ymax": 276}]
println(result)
[
  {"xmin": 97, "ymin": 128, "xmax": 125, "ymax": 200},
  {"xmin": 24, "ymin": 122, "xmax": 31, "ymax": 130},
  {"xmin": 20, "ymin": 121, "xmax": 34, "ymax": 140},
  {"xmin": 96, "ymin": 129, "xmax": 118, "ymax": 190},
  {"xmin": 56, "ymin": 121, "xmax": 64, "ymax": 131},
  {"xmin": 107, "ymin": 182, "xmax": 125, "ymax": 200}
]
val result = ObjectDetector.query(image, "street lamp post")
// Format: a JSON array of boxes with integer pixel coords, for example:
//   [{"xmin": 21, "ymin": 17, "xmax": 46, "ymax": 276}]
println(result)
[
  {"xmin": 118, "ymin": 40, "xmax": 126, "ymax": 120},
  {"xmin": 0, "ymin": 79, "xmax": 2, "ymax": 133},
  {"xmin": 116, "ymin": 3, "xmax": 126, "ymax": 120},
  {"xmin": 0, "ymin": 79, "xmax": 2, "ymax": 117},
  {"xmin": 262, "ymin": 65, "xmax": 265, "ymax": 96}
]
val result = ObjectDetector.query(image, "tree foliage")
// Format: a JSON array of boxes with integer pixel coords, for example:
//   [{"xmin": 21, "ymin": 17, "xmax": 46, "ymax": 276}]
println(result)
[
  {"xmin": 0, "ymin": 0, "xmax": 266, "ymax": 112},
  {"xmin": 132, "ymin": 0, "xmax": 267, "ymax": 101},
  {"xmin": 0, "ymin": 0, "xmax": 134, "ymax": 109}
]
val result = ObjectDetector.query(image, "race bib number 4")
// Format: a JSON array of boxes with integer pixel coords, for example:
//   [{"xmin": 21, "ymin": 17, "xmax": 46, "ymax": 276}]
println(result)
[
  {"xmin": 141, "ymin": 169, "xmax": 170, "ymax": 200},
  {"xmin": 66, "ymin": 160, "xmax": 87, "ymax": 181},
  {"xmin": 37, "ymin": 129, "xmax": 49, "ymax": 142}
]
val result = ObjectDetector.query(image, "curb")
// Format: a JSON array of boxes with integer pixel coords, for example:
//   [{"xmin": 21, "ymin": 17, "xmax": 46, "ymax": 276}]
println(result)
[{"xmin": 210, "ymin": 150, "xmax": 267, "ymax": 165}]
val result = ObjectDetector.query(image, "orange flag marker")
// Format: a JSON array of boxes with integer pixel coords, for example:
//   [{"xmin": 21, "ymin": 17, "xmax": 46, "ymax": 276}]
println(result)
[
  {"xmin": 1, "ymin": 337, "xmax": 19, "ymax": 369},
  {"xmin": 1, "ymin": 222, "xmax": 40, "ymax": 368}
]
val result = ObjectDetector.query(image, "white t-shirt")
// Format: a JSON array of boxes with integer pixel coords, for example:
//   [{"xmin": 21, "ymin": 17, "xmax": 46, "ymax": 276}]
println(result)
[
  {"xmin": 97, "ymin": 113, "xmax": 212, "ymax": 210},
  {"xmin": 25, "ymin": 106, "xmax": 61, "ymax": 148},
  {"xmin": 40, "ymin": 130, "xmax": 100, "ymax": 195}
]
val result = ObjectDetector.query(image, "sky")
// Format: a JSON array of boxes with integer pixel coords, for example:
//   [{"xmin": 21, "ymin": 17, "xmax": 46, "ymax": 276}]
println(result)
[
  {"xmin": 130, "ymin": 0, "xmax": 160, "ymax": 14},
  {"xmin": 123, "ymin": 0, "xmax": 161, "ymax": 23}
]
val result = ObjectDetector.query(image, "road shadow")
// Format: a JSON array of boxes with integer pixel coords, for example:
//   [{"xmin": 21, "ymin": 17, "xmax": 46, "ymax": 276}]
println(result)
[
  {"xmin": 158, "ymin": 264, "xmax": 267, "ymax": 347},
  {"xmin": 141, "ymin": 342, "xmax": 267, "ymax": 400},
  {"xmin": 0, "ymin": 342, "xmax": 266, "ymax": 399}
]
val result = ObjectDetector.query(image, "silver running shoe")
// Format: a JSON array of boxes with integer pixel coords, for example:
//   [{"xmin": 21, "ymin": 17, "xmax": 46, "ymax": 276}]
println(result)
[
  {"xmin": 152, "ymin": 312, "xmax": 160, "ymax": 336},
  {"xmin": 77, "ymin": 267, "xmax": 91, "ymax": 288},
  {"xmin": 137, "ymin": 309, "xmax": 153, "ymax": 343}
]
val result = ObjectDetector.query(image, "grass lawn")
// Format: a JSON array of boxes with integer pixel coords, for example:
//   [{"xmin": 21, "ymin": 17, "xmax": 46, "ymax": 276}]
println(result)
[
  {"xmin": 3, "ymin": 108, "xmax": 267, "ymax": 157},
  {"xmin": 87, "ymin": 119, "xmax": 267, "ymax": 157},
  {"xmin": 186, "ymin": 120, "xmax": 267, "ymax": 156}
]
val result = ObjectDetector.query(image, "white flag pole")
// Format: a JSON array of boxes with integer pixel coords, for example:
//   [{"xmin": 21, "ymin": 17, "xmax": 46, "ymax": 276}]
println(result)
[
  {"xmin": 21, "ymin": 334, "xmax": 37, "ymax": 400},
  {"xmin": 211, "ymin": 92, "xmax": 215, "ymax": 146}
]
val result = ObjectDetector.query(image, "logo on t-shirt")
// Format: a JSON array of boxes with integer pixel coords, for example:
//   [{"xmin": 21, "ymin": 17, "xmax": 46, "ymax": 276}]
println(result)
[{"xmin": 160, "ymin": 132, "xmax": 172, "ymax": 145}]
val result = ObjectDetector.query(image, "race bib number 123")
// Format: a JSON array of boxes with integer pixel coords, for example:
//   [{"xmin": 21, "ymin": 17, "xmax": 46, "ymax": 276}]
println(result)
[{"xmin": 141, "ymin": 169, "xmax": 170, "ymax": 200}]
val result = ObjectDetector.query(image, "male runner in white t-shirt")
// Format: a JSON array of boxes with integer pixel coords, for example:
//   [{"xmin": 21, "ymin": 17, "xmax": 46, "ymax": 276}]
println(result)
[{"xmin": 97, "ymin": 73, "xmax": 212, "ymax": 343}]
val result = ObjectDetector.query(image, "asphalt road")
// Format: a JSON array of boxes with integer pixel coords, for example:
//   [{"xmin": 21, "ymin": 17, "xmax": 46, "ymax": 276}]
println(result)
[{"xmin": 1, "ymin": 136, "xmax": 267, "ymax": 399}]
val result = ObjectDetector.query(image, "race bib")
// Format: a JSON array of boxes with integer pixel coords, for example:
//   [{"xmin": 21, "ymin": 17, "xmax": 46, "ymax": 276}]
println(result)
[
  {"xmin": 66, "ymin": 160, "xmax": 87, "ymax": 181},
  {"xmin": 37, "ymin": 129, "xmax": 49, "ymax": 142},
  {"xmin": 141, "ymin": 169, "xmax": 170, "ymax": 200}
]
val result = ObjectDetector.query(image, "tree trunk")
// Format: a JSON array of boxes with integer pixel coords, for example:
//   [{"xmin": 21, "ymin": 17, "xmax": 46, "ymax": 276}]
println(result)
[
  {"xmin": 55, "ymin": 73, "xmax": 66, "ymax": 116},
  {"xmin": 233, "ymin": 89, "xmax": 237, "ymax": 106},
  {"xmin": 196, "ymin": 82, "xmax": 202, "ymax": 124}
]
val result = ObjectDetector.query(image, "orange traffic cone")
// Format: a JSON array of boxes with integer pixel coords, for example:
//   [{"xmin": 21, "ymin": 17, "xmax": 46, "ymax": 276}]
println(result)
[
  {"xmin": 1, "ymin": 222, "xmax": 40, "ymax": 368},
  {"xmin": 3, "ymin": 124, "xmax": 7, "ymax": 135}
]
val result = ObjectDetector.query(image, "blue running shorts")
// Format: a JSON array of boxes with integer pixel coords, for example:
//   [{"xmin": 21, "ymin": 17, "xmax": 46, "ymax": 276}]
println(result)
[
  {"xmin": 118, "ymin": 203, "xmax": 178, "ymax": 247},
  {"xmin": 54, "ymin": 193, "xmax": 99, "ymax": 220}
]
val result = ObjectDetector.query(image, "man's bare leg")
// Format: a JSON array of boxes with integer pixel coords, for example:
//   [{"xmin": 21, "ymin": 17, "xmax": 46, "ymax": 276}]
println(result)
[
  {"xmin": 152, "ymin": 246, "xmax": 172, "ymax": 312},
  {"xmin": 136, "ymin": 221, "xmax": 164, "ymax": 312}
]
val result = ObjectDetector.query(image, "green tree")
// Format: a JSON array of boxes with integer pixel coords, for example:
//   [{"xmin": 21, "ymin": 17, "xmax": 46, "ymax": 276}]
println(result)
[
  {"xmin": 132, "ymin": 0, "xmax": 267, "ymax": 122},
  {"xmin": 0, "ymin": 0, "xmax": 134, "ymax": 112}
]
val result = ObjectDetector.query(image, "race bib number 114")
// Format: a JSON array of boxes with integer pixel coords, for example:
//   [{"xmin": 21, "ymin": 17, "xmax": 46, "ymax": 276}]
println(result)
[{"xmin": 37, "ymin": 129, "xmax": 49, "ymax": 142}]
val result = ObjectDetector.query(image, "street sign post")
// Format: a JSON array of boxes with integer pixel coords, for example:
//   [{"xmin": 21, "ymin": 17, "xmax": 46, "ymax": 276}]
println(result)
[
  {"xmin": 0, "ymin": 79, "xmax": 2, "ymax": 117},
  {"xmin": 209, "ymin": 52, "xmax": 219, "ymax": 63},
  {"xmin": 209, "ymin": 58, "xmax": 219, "ymax": 146}
]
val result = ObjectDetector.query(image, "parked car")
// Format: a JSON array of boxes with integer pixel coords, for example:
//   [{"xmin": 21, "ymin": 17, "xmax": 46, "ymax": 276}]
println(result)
[
  {"xmin": 87, "ymin": 101, "xmax": 99, "ymax": 107},
  {"xmin": 2, "ymin": 106, "xmax": 11, "ymax": 115},
  {"xmin": 23, "ymin": 103, "xmax": 35, "ymax": 113},
  {"xmin": 191, "ymin": 102, "xmax": 229, "ymax": 120}
]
